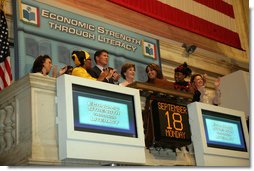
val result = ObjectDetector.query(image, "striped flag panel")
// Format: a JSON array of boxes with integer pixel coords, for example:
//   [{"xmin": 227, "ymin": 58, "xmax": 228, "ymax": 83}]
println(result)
[
  {"xmin": 0, "ymin": 10, "xmax": 12, "ymax": 91},
  {"xmin": 108, "ymin": 0, "xmax": 241, "ymax": 49}
]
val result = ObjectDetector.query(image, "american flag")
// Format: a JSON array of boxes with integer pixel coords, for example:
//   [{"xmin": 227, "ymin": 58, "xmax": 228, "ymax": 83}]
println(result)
[
  {"xmin": 108, "ymin": 0, "xmax": 241, "ymax": 49},
  {"xmin": 0, "ymin": 10, "xmax": 12, "ymax": 91}
]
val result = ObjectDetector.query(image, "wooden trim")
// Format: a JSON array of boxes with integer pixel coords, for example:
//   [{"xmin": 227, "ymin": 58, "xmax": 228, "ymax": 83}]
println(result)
[{"xmin": 127, "ymin": 81, "xmax": 193, "ymax": 100}]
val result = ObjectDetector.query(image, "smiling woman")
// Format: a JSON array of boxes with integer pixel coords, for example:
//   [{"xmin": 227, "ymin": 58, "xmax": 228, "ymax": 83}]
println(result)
[
  {"xmin": 119, "ymin": 62, "xmax": 136, "ymax": 87},
  {"xmin": 145, "ymin": 63, "xmax": 174, "ymax": 89},
  {"xmin": 31, "ymin": 55, "xmax": 67, "ymax": 77},
  {"xmin": 190, "ymin": 73, "xmax": 221, "ymax": 105},
  {"xmin": 31, "ymin": 55, "xmax": 52, "ymax": 76}
]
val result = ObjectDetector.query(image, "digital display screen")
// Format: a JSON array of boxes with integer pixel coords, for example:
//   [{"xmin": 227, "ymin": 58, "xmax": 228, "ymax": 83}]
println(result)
[
  {"xmin": 202, "ymin": 109, "xmax": 247, "ymax": 152},
  {"xmin": 72, "ymin": 84, "xmax": 137, "ymax": 138},
  {"xmin": 151, "ymin": 99, "xmax": 191, "ymax": 148}
]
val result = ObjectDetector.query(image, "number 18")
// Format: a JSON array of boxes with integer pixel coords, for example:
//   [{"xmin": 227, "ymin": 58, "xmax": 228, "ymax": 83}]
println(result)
[{"xmin": 165, "ymin": 111, "xmax": 183, "ymax": 131}]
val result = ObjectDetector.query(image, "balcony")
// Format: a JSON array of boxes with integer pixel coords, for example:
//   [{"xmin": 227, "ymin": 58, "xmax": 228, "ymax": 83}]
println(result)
[{"xmin": 0, "ymin": 74, "xmax": 195, "ymax": 166}]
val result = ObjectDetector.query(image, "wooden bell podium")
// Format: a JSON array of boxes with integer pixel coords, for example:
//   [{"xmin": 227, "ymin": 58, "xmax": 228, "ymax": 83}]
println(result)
[{"xmin": 128, "ymin": 81, "xmax": 193, "ymax": 149}]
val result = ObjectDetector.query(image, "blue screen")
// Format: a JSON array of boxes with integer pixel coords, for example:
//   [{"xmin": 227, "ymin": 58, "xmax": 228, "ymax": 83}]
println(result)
[
  {"xmin": 78, "ymin": 96, "xmax": 130, "ymax": 130},
  {"xmin": 72, "ymin": 84, "xmax": 137, "ymax": 138},
  {"xmin": 202, "ymin": 109, "xmax": 247, "ymax": 152}
]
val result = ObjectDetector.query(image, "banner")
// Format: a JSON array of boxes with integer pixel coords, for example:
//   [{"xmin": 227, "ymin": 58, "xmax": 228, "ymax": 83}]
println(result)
[{"xmin": 16, "ymin": 0, "xmax": 161, "ymax": 80}]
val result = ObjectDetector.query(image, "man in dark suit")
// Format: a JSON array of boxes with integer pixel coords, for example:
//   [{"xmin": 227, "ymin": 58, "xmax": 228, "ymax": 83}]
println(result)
[{"xmin": 88, "ymin": 49, "xmax": 120, "ymax": 84}]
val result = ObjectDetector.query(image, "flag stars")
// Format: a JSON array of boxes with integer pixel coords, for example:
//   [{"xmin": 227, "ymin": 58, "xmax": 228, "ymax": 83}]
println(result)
[{"xmin": 0, "ymin": 10, "xmax": 10, "ymax": 59}]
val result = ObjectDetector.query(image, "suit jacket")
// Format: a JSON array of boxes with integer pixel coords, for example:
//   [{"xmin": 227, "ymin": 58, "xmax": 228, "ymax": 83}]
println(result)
[
  {"xmin": 192, "ymin": 90, "xmax": 201, "ymax": 102},
  {"xmin": 87, "ymin": 66, "xmax": 114, "ymax": 84}
]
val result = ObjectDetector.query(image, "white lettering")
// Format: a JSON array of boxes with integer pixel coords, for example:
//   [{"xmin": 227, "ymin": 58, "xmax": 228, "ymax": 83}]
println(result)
[
  {"xmin": 49, "ymin": 13, "xmax": 56, "ymax": 20},
  {"xmin": 97, "ymin": 26, "xmax": 141, "ymax": 46},
  {"xmin": 41, "ymin": 9, "xmax": 49, "ymax": 18},
  {"xmin": 98, "ymin": 35, "xmax": 137, "ymax": 52},
  {"xmin": 48, "ymin": 22, "xmax": 95, "ymax": 40},
  {"xmin": 97, "ymin": 26, "xmax": 105, "ymax": 34},
  {"xmin": 41, "ymin": 9, "xmax": 95, "ymax": 32},
  {"xmin": 43, "ymin": 9, "xmax": 142, "ymax": 51},
  {"xmin": 56, "ymin": 15, "xmax": 64, "ymax": 22}
]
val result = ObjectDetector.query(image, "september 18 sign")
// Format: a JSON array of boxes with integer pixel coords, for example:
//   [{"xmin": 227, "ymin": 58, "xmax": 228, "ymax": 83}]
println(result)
[{"xmin": 151, "ymin": 99, "xmax": 191, "ymax": 148}]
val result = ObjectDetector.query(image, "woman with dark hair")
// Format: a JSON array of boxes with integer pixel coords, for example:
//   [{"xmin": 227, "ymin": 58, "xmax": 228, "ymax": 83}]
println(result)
[
  {"xmin": 31, "ymin": 55, "xmax": 53, "ymax": 76},
  {"xmin": 190, "ymin": 73, "xmax": 221, "ymax": 105},
  {"xmin": 31, "ymin": 55, "xmax": 67, "ymax": 77},
  {"xmin": 145, "ymin": 63, "xmax": 164, "ymax": 83},
  {"xmin": 174, "ymin": 62, "xmax": 192, "ymax": 92},
  {"xmin": 119, "ymin": 63, "xmax": 135, "ymax": 87},
  {"xmin": 145, "ymin": 63, "xmax": 173, "ymax": 88},
  {"xmin": 143, "ymin": 63, "xmax": 174, "ymax": 148},
  {"xmin": 190, "ymin": 73, "xmax": 206, "ymax": 102}
]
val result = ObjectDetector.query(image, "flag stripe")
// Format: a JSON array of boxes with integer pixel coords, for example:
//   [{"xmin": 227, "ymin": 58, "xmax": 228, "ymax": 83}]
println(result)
[
  {"xmin": 222, "ymin": 0, "xmax": 232, "ymax": 5},
  {"xmin": 0, "ymin": 10, "xmax": 12, "ymax": 92},
  {"xmin": 0, "ymin": 79, "xmax": 3, "ymax": 91},
  {"xmin": 0, "ymin": 63, "xmax": 9, "ymax": 88},
  {"xmin": 194, "ymin": 0, "xmax": 235, "ymax": 18},
  {"xmin": 4, "ymin": 57, "xmax": 12, "ymax": 85},
  {"xmin": 158, "ymin": 0, "xmax": 236, "ymax": 32},
  {"xmin": 108, "ymin": 0, "xmax": 241, "ymax": 49}
]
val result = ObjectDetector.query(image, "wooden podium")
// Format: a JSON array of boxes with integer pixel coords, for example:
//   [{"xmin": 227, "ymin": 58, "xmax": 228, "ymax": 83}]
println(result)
[{"xmin": 128, "ymin": 81, "xmax": 193, "ymax": 149}]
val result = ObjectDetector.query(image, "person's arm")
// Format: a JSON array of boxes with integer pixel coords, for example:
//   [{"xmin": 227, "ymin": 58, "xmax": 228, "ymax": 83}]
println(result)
[
  {"xmin": 52, "ymin": 65, "xmax": 58, "ymax": 78},
  {"xmin": 72, "ymin": 67, "xmax": 96, "ymax": 80},
  {"xmin": 51, "ymin": 65, "xmax": 68, "ymax": 77},
  {"xmin": 101, "ymin": 68, "xmax": 115, "ymax": 83},
  {"xmin": 97, "ymin": 70, "xmax": 108, "ymax": 81},
  {"xmin": 87, "ymin": 68, "xmax": 98, "ymax": 78},
  {"xmin": 212, "ymin": 77, "xmax": 221, "ymax": 105},
  {"xmin": 106, "ymin": 69, "xmax": 115, "ymax": 82},
  {"xmin": 59, "ymin": 66, "xmax": 68, "ymax": 76},
  {"xmin": 112, "ymin": 71, "xmax": 120, "ymax": 84},
  {"xmin": 198, "ymin": 86, "xmax": 210, "ymax": 104}
]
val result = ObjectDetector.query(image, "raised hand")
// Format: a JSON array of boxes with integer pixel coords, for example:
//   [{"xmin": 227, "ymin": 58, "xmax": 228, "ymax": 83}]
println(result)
[
  {"xmin": 59, "ymin": 66, "xmax": 68, "ymax": 76},
  {"xmin": 112, "ymin": 71, "xmax": 120, "ymax": 81},
  {"xmin": 52, "ymin": 65, "xmax": 58, "ymax": 78},
  {"xmin": 214, "ymin": 77, "xmax": 221, "ymax": 89}
]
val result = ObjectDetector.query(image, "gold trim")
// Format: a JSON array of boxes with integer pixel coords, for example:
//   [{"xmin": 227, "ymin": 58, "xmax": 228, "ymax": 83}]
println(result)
[{"xmin": 0, "ymin": 0, "xmax": 6, "ymax": 13}]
